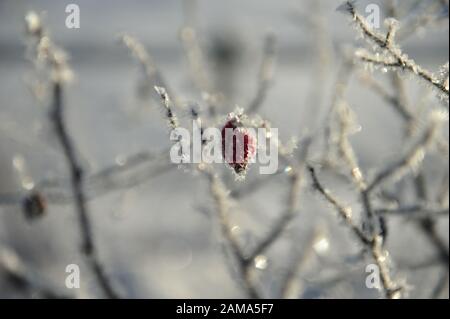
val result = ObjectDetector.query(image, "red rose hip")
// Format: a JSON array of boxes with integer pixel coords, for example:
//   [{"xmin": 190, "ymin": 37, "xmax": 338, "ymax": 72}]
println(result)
[{"xmin": 221, "ymin": 113, "xmax": 257, "ymax": 175}]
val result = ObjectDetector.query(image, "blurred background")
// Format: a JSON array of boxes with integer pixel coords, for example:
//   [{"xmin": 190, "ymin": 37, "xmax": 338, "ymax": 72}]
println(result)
[{"xmin": 0, "ymin": 0, "xmax": 448, "ymax": 298}]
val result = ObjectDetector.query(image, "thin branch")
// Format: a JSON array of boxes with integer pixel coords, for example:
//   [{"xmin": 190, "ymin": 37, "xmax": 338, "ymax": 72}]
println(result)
[
  {"xmin": 358, "ymin": 72, "xmax": 413, "ymax": 122},
  {"xmin": 247, "ymin": 172, "xmax": 301, "ymax": 261},
  {"xmin": 247, "ymin": 137, "xmax": 311, "ymax": 261},
  {"xmin": 430, "ymin": 269, "xmax": 449, "ymax": 298},
  {"xmin": 279, "ymin": 227, "xmax": 321, "ymax": 298},
  {"xmin": 308, "ymin": 166, "xmax": 370, "ymax": 245},
  {"xmin": 0, "ymin": 151, "xmax": 172, "ymax": 210},
  {"xmin": 181, "ymin": 0, "xmax": 220, "ymax": 116},
  {"xmin": 416, "ymin": 216, "xmax": 450, "ymax": 265},
  {"xmin": 367, "ymin": 111, "xmax": 445, "ymax": 193},
  {"xmin": 375, "ymin": 205, "xmax": 449, "ymax": 218},
  {"xmin": 308, "ymin": 166, "xmax": 402, "ymax": 298},
  {"xmin": 25, "ymin": 13, "xmax": 121, "ymax": 298},
  {"xmin": 120, "ymin": 34, "xmax": 176, "ymax": 103},
  {"xmin": 326, "ymin": 85, "xmax": 382, "ymax": 236},
  {"xmin": 0, "ymin": 245, "xmax": 72, "ymax": 298},
  {"xmin": 335, "ymin": 101, "xmax": 368, "ymax": 191},
  {"xmin": 154, "ymin": 86, "xmax": 179, "ymax": 130},
  {"xmin": 247, "ymin": 34, "xmax": 277, "ymax": 114},
  {"xmin": 396, "ymin": 0, "xmax": 448, "ymax": 42},
  {"xmin": 358, "ymin": 71, "xmax": 449, "ymax": 158},
  {"xmin": 322, "ymin": 57, "xmax": 354, "ymax": 166},
  {"xmin": 50, "ymin": 82, "xmax": 121, "ymax": 299},
  {"xmin": 343, "ymin": 1, "xmax": 449, "ymax": 100},
  {"xmin": 152, "ymin": 85, "xmax": 260, "ymax": 297},
  {"xmin": 201, "ymin": 167, "xmax": 261, "ymax": 298}
]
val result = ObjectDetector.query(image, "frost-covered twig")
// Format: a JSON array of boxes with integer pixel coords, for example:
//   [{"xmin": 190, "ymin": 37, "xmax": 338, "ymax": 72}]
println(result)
[
  {"xmin": 0, "ymin": 245, "xmax": 72, "ymax": 298},
  {"xmin": 247, "ymin": 169, "xmax": 301, "ymax": 262},
  {"xmin": 358, "ymin": 72, "xmax": 413, "ymax": 122},
  {"xmin": 333, "ymin": 100, "xmax": 389, "ymax": 237},
  {"xmin": 396, "ymin": 0, "xmax": 449, "ymax": 42},
  {"xmin": 437, "ymin": 173, "xmax": 449, "ymax": 207},
  {"xmin": 0, "ymin": 150, "xmax": 172, "ymax": 210},
  {"xmin": 247, "ymin": 139, "xmax": 310, "ymax": 261},
  {"xmin": 181, "ymin": 0, "xmax": 220, "ymax": 116},
  {"xmin": 247, "ymin": 34, "xmax": 277, "ymax": 114},
  {"xmin": 308, "ymin": 166, "xmax": 370, "ymax": 244},
  {"xmin": 308, "ymin": 166, "xmax": 402, "ymax": 299},
  {"xmin": 341, "ymin": 1, "xmax": 449, "ymax": 100},
  {"xmin": 180, "ymin": 4, "xmax": 210, "ymax": 90},
  {"xmin": 120, "ymin": 34, "xmax": 176, "ymax": 103},
  {"xmin": 361, "ymin": 0, "xmax": 449, "ymax": 266},
  {"xmin": 335, "ymin": 102, "xmax": 367, "ymax": 191},
  {"xmin": 375, "ymin": 205, "xmax": 449, "ymax": 218},
  {"xmin": 151, "ymin": 78, "xmax": 307, "ymax": 298},
  {"xmin": 154, "ymin": 86, "xmax": 179, "ymax": 130},
  {"xmin": 431, "ymin": 269, "xmax": 449, "ymax": 298},
  {"xmin": 417, "ymin": 216, "xmax": 449, "ymax": 265},
  {"xmin": 367, "ymin": 111, "xmax": 446, "ymax": 193},
  {"xmin": 25, "ymin": 12, "xmax": 121, "ymax": 299},
  {"xmin": 322, "ymin": 57, "xmax": 354, "ymax": 166},
  {"xmin": 50, "ymin": 60, "xmax": 121, "ymax": 301},
  {"xmin": 150, "ymin": 83, "xmax": 261, "ymax": 297},
  {"xmin": 279, "ymin": 226, "xmax": 322, "ymax": 299},
  {"xmin": 200, "ymin": 167, "xmax": 261, "ymax": 298}
]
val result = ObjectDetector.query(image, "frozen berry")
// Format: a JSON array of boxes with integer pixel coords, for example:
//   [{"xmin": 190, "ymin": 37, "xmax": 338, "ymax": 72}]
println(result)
[{"xmin": 221, "ymin": 113, "xmax": 257, "ymax": 175}]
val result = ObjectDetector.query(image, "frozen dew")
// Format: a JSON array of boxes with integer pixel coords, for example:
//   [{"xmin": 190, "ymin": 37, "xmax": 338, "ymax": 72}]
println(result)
[
  {"xmin": 253, "ymin": 255, "xmax": 268, "ymax": 270},
  {"xmin": 12, "ymin": 155, "xmax": 35, "ymax": 190},
  {"xmin": 21, "ymin": 177, "xmax": 35, "ymax": 191},
  {"xmin": 377, "ymin": 252, "xmax": 387, "ymax": 263},
  {"xmin": 313, "ymin": 236, "xmax": 330, "ymax": 255},
  {"xmin": 234, "ymin": 173, "xmax": 247, "ymax": 182},
  {"xmin": 351, "ymin": 167, "xmax": 363, "ymax": 182},
  {"xmin": 349, "ymin": 124, "xmax": 362, "ymax": 134},
  {"xmin": 343, "ymin": 206, "xmax": 353, "ymax": 219},
  {"xmin": 115, "ymin": 155, "xmax": 127, "ymax": 166},
  {"xmin": 0, "ymin": 248, "xmax": 23, "ymax": 273},
  {"xmin": 280, "ymin": 137, "xmax": 297, "ymax": 156},
  {"xmin": 408, "ymin": 149, "xmax": 426, "ymax": 173},
  {"xmin": 231, "ymin": 225, "xmax": 240, "ymax": 235},
  {"xmin": 12, "ymin": 155, "xmax": 26, "ymax": 171}
]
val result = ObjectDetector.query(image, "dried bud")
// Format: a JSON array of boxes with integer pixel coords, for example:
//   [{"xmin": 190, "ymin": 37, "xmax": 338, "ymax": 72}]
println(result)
[{"xmin": 22, "ymin": 191, "xmax": 46, "ymax": 220}]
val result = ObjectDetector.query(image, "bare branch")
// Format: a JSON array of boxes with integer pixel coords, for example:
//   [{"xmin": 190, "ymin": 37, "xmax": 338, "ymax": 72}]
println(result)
[
  {"xmin": 0, "ymin": 245, "xmax": 72, "ymax": 299},
  {"xmin": 25, "ymin": 12, "xmax": 121, "ymax": 299},
  {"xmin": 308, "ymin": 166, "xmax": 402, "ymax": 298},
  {"xmin": 120, "ymin": 34, "xmax": 176, "ymax": 102},
  {"xmin": 367, "ymin": 111, "xmax": 446, "ymax": 192},
  {"xmin": 247, "ymin": 34, "xmax": 277, "ymax": 114},
  {"xmin": 342, "ymin": 1, "xmax": 449, "ymax": 100},
  {"xmin": 200, "ymin": 167, "xmax": 261, "ymax": 298}
]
